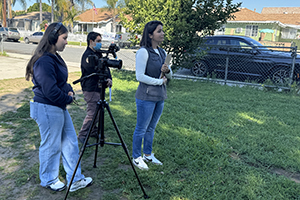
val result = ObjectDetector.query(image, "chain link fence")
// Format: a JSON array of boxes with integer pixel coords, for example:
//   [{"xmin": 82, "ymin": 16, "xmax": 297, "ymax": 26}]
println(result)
[
  {"xmin": 108, "ymin": 48, "xmax": 137, "ymax": 71},
  {"xmin": 188, "ymin": 45, "xmax": 299, "ymax": 89}
]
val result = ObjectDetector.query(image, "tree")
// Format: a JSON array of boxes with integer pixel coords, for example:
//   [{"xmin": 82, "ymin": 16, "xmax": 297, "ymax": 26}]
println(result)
[
  {"xmin": 27, "ymin": 2, "xmax": 50, "ymax": 12},
  {"xmin": 63, "ymin": 6, "xmax": 80, "ymax": 33},
  {"xmin": 8, "ymin": 0, "xmax": 26, "ymax": 19},
  {"xmin": 119, "ymin": 0, "xmax": 241, "ymax": 68},
  {"xmin": 103, "ymin": 0, "xmax": 126, "ymax": 32}
]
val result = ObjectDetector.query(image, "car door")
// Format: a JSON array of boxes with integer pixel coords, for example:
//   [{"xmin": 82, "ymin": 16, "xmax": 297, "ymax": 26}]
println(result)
[
  {"xmin": 31, "ymin": 32, "xmax": 39, "ymax": 43},
  {"xmin": 204, "ymin": 38, "xmax": 229, "ymax": 77},
  {"xmin": 227, "ymin": 39, "xmax": 262, "ymax": 81}
]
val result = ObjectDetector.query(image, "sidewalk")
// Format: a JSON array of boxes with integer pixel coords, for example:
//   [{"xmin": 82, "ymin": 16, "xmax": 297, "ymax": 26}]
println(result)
[{"xmin": 0, "ymin": 53, "xmax": 81, "ymax": 80}]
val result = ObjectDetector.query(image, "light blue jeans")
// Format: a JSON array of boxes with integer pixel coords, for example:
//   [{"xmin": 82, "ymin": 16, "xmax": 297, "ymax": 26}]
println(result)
[
  {"xmin": 30, "ymin": 101, "xmax": 84, "ymax": 187},
  {"xmin": 132, "ymin": 98, "xmax": 164, "ymax": 159}
]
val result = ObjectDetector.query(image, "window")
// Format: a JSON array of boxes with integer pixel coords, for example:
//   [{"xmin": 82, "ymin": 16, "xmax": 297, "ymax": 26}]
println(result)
[
  {"xmin": 116, "ymin": 25, "xmax": 122, "ymax": 33},
  {"xmin": 245, "ymin": 25, "xmax": 258, "ymax": 37},
  {"xmin": 214, "ymin": 25, "xmax": 225, "ymax": 35},
  {"xmin": 281, "ymin": 28, "xmax": 297, "ymax": 39},
  {"xmin": 235, "ymin": 27, "xmax": 243, "ymax": 33}
]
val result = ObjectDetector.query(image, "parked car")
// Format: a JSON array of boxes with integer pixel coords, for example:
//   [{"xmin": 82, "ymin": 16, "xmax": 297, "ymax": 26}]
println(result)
[
  {"xmin": 0, "ymin": 27, "xmax": 20, "ymax": 42},
  {"xmin": 115, "ymin": 33, "xmax": 132, "ymax": 48},
  {"xmin": 189, "ymin": 35, "xmax": 300, "ymax": 85},
  {"xmin": 24, "ymin": 32, "xmax": 44, "ymax": 44}
]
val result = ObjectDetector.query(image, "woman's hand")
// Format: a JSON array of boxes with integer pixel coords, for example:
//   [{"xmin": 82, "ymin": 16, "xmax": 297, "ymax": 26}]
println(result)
[
  {"xmin": 161, "ymin": 63, "xmax": 170, "ymax": 74},
  {"xmin": 68, "ymin": 91, "xmax": 74, "ymax": 97},
  {"xmin": 162, "ymin": 76, "xmax": 168, "ymax": 84}
]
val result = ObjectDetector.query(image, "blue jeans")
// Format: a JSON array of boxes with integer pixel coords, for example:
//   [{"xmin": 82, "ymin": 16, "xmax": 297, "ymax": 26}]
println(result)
[
  {"xmin": 132, "ymin": 98, "xmax": 164, "ymax": 159},
  {"xmin": 30, "ymin": 101, "xmax": 84, "ymax": 187}
]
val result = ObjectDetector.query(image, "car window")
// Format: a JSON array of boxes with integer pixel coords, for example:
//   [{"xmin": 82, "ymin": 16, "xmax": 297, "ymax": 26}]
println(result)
[
  {"xmin": 216, "ymin": 39, "xmax": 228, "ymax": 45},
  {"xmin": 205, "ymin": 39, "xmax": 217, "ymax": 45},
  {"xmin": 39, "ymin": 32, "xmax": 43, "ymax": 36},
  {"xmin": 0, "ymin": 28, "xmax": 3, "ymax": 31},
  {"xmin": 33, "ymin": 32, "xmax": 38, "ymax": 36},
  {"xmin": 8, "ymin": 28, "xmax": 18, "ymax": 32}
]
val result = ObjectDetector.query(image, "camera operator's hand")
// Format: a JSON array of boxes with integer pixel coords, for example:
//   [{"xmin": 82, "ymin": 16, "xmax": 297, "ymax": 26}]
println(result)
[{"xmin": 106, "ymin": 78, "xmax": 112, "ymax": 88}]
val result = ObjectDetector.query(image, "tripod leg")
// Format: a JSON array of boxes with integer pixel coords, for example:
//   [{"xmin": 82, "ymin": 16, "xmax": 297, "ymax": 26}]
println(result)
[
  {"xmin": 64, "ymin": 103, "xmax": 101, "ymax": 200},
  {"xmin": 93, "ymin": 101, "xmax": 105, "ymax": 168},
  {"xmin": 104, "ymin": 103, "xmax": 149, "ymax": 199}
]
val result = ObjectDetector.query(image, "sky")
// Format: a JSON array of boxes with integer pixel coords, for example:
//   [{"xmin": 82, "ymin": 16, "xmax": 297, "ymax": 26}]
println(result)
[
  {"xmin": 232, "ymin": 0, "xmax": 300, "ymax": 13},
  {"xmin": 12, "ymin": 0, "xmax": 108, "ymax": 11},
  {"xmin": 12, "ymin": 0, "xmax": 300, "ymax": 13}
]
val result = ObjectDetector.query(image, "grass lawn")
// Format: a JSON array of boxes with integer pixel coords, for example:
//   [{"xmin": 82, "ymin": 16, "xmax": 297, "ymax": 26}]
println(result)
[{"xmin": 1, "ymin": 70, "xmax": 300, "ymax": 199}]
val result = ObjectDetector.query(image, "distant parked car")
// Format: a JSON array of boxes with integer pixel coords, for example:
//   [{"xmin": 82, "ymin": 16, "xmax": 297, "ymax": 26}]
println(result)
[
  {"xmin": 188, "ymin": 35, "xmax": 300, "ymax": 85},
  {"xmin": 115, "ymin": 33, "xmax": 132, "ymax": 48},
  {"xmin": 24, "ymin": 32, "xmax": 44, "ymax": 44},
  {"xmin": 0, "ymin": 27, "xmax": 20, "ymax": 42}
]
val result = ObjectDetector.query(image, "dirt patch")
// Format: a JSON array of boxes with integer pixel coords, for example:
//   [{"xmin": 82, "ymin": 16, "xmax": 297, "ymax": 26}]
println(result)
[{"xmin": 229, "ymin": 152, "xmax": 300, "ymax": 184}]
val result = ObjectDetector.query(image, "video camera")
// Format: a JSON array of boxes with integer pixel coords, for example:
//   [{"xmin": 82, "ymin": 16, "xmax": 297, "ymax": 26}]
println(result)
[{"xmin": 88, "ymin": 43, "xmax": 123, "ymax": 72}]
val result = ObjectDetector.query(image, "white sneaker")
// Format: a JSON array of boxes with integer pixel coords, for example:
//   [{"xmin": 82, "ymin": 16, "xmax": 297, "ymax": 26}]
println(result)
[
  {"xmin": 143, "ymin": 153, "xmax": 163, "ymax": 165},
  {"xmin": 46, "ymin": 180, "xmax": 66, "ymax": 191},
  {"xmin": 133, "ymin": 156, "xmax": 149, "ymax": 170},
  {"xmin": 70, "ymin": 177, "xmax": 93, "ymax": 192}
]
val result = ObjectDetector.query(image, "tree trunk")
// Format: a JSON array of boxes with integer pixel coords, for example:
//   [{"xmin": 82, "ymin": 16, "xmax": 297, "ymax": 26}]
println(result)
[
  {"xmin": 8, "ymin": 0, "xmax": 12, "ymax": 19},
  {"xmin": 51, "ymin": 0, "xmax": 54, "ymax": 23},
  {"xmin": 3, "ymin": 0, "xmax": 7, "ymax": 27},
  {"xmin": 40, "ymin": 0, "xmax": 42, "ymax": 25}
]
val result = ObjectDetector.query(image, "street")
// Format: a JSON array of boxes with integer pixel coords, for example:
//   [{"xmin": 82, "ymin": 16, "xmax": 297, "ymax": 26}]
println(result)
[{"xmin": 1, "ymin": 40, "xmax": 138, "ymax": 71}]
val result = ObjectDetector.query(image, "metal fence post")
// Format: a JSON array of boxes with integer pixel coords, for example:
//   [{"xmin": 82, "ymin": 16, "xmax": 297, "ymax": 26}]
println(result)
[
  {"xmin": 1, "ymin": 33, "xmax": 3, "ymax": 53},
  {"xmin": 224, "ymin": 47, "xmax": 229, "ymax": 85},
  {"xmin": 289, "ymin": 46, "xmax": 297, "ymax": 87}
]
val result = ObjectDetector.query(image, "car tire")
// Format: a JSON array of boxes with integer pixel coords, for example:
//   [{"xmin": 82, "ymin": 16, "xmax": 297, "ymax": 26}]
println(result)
[
  {"xmin": 25, "ymin": 38, "xmax": 29, "ymax": 44},
  {"xmin": 191, "ymin": 60, "xmax": 208, "ymax": 77},
  {"xmin": 270, "ymin": 67, "xmax": 290, "ymax": 86}
]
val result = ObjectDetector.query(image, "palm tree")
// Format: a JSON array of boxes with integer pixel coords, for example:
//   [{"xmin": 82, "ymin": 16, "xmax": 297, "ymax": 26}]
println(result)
[
  {"xmin": 39, "ymin": 0, "xmax": 42, "ymax": 24},
  {"xmin": 9, "ymin": 0, "xmax": 26, "ymax": 18},
  {"xmin": 104, "ymin": 0, "xmax": 125, "ymax": 32},
  {"xmin": 63, "ymin": 6, "xmax": 80, "ymax": 33}
]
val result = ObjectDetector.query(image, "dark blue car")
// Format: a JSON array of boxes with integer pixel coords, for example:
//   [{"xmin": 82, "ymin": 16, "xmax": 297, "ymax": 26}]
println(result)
[{"xmin": 190, "ymin": 35, "xmax": 299, "ymax": 85}]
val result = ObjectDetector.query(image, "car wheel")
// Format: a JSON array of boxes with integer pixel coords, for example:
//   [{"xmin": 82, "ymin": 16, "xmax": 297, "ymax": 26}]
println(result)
[
  {"xmin": 270, "ymin": 67, "xmax": 290, "ymax": 86},
  {"xmin": 25, "ymin": 38, "xmax": 29, "ymax": 44},
  {"xmin": 191, "ymin": 60, "xmax": 208, "ymax": 77}
]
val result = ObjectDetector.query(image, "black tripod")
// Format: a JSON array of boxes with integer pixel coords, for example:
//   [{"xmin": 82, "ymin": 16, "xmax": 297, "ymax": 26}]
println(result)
[{"xmin": 64, "ymin": 73, "xmax": 149, "ymax": 199}]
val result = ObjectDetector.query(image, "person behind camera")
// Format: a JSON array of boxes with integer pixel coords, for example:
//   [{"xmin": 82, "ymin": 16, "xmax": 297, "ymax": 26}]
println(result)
[
  {"xmin": 132, "ymin": 21, "xmax": 173, "ymax": 170},
  {"xmin": 25, "ymin": 22, "xmax": 93, "ymax": 192},
  {"xmin": 78, "ymin": 32, "xmax": 112, "ymax": 144}
]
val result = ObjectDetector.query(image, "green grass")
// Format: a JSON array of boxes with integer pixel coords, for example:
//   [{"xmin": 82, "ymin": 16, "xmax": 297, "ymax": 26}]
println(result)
[
  {"xmin": 68, "ymin": 41, "xmax": 87, "ymax": 46},
  {"xmin": 2, "ymin": 70, "xmax": 300, "ymax": 199},
  {"xmin": 0, "ymin": 51, "xmax": 8, "ymax": 56}
]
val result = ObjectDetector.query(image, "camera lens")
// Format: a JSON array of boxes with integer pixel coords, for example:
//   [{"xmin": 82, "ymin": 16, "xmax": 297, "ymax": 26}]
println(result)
[{"xmin": 107, "ymin": 59, "xmax": 122, "ymax": 69}]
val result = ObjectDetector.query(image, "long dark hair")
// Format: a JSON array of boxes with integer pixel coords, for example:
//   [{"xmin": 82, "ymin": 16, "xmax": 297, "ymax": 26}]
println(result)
[
  {"xmin": 25, "ymin": 22, "xmax": 68, "ymax": 81},
  {"xmin": 140, "ymin": 20, "xmax": 163, "ymax": 48}
]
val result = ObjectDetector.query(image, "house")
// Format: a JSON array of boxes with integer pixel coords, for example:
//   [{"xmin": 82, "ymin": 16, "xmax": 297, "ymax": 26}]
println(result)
[
  {"xmin": 73, "ymin": 8, "xmax": 126, "ymax": 34},
  {"xmin": 224, "ymin": 8, "xmax": 300, "ymax": 46},
  {"xmin": 10, "ymin": 12, "xmax": 52, "ymax": 31}
]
